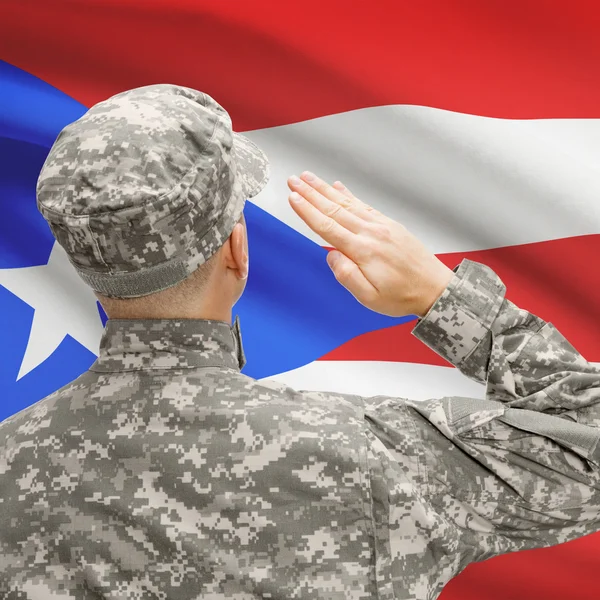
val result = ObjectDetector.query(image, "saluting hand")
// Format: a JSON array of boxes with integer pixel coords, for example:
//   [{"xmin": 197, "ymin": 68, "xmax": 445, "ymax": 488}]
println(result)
[{"xmin": 287, "ymin": 172, "xmax": 454, "ymax": 318}]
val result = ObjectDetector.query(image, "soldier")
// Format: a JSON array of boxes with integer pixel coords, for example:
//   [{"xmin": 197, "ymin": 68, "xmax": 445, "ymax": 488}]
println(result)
[{"xmin": 1, "ymin": 84, "xmax": 599, "ymax": 600}]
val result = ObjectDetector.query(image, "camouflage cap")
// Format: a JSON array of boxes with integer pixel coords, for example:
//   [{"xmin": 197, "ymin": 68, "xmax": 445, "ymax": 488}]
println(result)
[{"xmin": 36, "ymin": 84, "xmax": 269, "ymax": 298}]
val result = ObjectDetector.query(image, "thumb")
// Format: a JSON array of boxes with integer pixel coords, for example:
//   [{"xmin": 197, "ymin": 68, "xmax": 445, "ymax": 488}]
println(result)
[{"xmin": 327, "ymin": 250, "xmax": 376, "ymax": 304}]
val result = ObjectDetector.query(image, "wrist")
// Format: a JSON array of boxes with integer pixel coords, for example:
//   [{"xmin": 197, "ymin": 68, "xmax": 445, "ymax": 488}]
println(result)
[{"xmin": 415, "ymin": 266, "xmax": 454, "ymax": 317}]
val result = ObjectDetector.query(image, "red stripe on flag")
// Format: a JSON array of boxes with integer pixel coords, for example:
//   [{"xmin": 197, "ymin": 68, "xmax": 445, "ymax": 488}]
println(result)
[
  {"xmin": 321, "ymin": 234, "xmax": 600, "ymax": 363},
  {"xmin": 3, "ymin": 1, "xmax": 600, "ymax": 129},
  {"xmin": 443, "ymin": 532, "xmax": 600, "ymax": 600}
]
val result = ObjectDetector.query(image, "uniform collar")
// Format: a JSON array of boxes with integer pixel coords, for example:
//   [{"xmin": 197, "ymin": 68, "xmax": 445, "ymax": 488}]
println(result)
[{"xmin": 90, "ymin": 314, "xmax": 246, "ymax": 373}]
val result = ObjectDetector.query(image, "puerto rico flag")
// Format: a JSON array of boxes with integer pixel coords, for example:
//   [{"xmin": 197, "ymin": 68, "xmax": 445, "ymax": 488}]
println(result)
[{"xmin": 1, "ymin": 2, "xmax": 599, "ymax": 599}]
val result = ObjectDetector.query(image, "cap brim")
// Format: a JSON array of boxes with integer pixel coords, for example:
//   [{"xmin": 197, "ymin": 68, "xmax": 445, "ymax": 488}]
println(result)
[{"xmin": 232, "ymin": 132, "xmax": 270, "ymax": 199}]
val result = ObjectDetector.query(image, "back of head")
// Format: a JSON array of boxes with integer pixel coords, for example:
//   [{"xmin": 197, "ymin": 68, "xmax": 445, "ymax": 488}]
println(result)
[
  {"xmin": 36, "ymin": 84, "xmax": 269, "ymax": 314},
  {"xmin": 95, "ymin": 246, "xmax": 219, "ymax": 320}
]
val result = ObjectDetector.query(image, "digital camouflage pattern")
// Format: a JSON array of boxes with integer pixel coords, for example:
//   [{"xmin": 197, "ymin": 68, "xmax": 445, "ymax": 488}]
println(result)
[
  {"xmin": 2, "ymin": 258, "xmax": 600, "ymax": 599},
  {"xmin": 36, "ymin": 84, "xmax": 269, "ymax": 299}
]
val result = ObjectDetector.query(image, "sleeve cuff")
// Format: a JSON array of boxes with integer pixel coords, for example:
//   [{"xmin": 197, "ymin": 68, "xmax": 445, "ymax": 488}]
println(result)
[{"xmin": 411, "ymin": 259, "xmax": 506, "ymax": 367}]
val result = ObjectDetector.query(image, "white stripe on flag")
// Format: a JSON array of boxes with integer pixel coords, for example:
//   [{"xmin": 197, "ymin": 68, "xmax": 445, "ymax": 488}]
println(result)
[
  {"xmin": 245, "ymin": 106, "xmax": 600, "ymax": 253},
  {"xmin": 261, "ymin": 360, "xmax": 486, "ymax": 401}
]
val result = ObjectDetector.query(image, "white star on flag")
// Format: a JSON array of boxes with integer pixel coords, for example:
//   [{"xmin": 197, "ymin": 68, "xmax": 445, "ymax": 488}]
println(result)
[{"xmin": 0, "ymin": 242, "xmax": 104, "ymax": 380}]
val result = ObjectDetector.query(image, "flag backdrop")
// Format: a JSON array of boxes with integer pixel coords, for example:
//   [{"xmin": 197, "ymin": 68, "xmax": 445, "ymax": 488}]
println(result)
[{"xmin": 2, "ymin": 1, "xmax": 600, "ymax": 598}]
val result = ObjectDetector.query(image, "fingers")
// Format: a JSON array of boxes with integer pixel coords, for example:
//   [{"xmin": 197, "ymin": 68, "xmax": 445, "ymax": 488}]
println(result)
[
  {"xmin": 326, "ymin": 250, "xmax": 377, "ymax": 305},
  {"xmin": 287, "ymin": 170, "xmax": 386, "ymax": 267},
  {"xmin": 332, "ymin": 181, "xmax": 354, "ymax": 199},
  {"xmin": 288, "ymin": 175, "xmax": 365, "ymax": 235},
  {"xmin": 333, "ymin": 179, "xmax": 383, "ymax": 220},
  {"xmin": 288, "ymin": 191, "xmax": 358, "ymax": 258},
  {"xmin": 295, "ymin": 172, "xmax": 376, "ymax": 221}
]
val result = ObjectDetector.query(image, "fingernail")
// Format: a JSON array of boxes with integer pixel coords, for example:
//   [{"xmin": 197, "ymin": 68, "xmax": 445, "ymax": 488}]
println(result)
[
  {"xmin": 289, "ymin": 192, "xmax": 303, "ymax": 203},
  {"xmin": 302, "ymin": 171, "xmax": 315, "ymax": 181},
  {"xmin": 289, "ymin": 175, "xmax": 301, "ymax": 186},
  {"xmin": 327, "ymin": 250, "xmax": 340, "ymax": 267}
]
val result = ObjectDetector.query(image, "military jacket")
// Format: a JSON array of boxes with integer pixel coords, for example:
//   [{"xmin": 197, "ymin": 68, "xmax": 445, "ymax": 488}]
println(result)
[{"xmin": 2, "ymin": 259, "xmax": 600, "ymax": 599}]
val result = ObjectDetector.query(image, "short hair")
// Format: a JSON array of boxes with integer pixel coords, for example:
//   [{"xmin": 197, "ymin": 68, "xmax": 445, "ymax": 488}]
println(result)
[
  {"xmin": 96, "ymin": 252, "xmax": 218, "ymax": 319},
  {"xmin": 96, "ymin": 212, "xmax": 244, "ymax": 319}
]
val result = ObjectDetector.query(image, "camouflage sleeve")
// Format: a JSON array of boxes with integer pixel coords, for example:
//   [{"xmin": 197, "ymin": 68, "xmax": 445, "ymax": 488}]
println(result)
[
  {"xmin": 400, "ymin": 259, "xmax": 600, "ymax": 560},
  {"xmin": 351, "ymin": 259, "xmax": 600, "ymax": 596}
]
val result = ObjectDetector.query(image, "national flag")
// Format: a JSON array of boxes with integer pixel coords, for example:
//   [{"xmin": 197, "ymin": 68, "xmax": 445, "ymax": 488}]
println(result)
[{"xmin": 1, "ymin": 2, "xmax": 600, "ymax": 599}]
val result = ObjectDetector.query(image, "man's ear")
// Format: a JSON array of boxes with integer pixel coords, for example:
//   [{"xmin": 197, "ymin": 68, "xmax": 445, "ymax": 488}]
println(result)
[{"xmin": 226, "ymin": 221, "xmax": 248, "ymax": 280}]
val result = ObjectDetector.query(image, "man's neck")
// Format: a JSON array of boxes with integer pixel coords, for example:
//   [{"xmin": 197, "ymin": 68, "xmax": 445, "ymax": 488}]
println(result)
[{"xmin": 105, "ymin": 305, "xmax": 233, "ymax": 324}]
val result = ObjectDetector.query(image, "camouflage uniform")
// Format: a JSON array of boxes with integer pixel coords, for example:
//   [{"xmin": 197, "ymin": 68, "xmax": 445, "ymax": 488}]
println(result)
[{"xmin": 2, "ymin": 85, "xmax": 600, "ymax": 599}]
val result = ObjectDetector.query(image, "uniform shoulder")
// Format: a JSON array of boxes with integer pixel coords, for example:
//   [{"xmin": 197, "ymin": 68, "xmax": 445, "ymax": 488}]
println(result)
[
  {"xmin": 0, "ymin": 370, "xmax": 96, "ymax": 441},
  {"xmin": 246, "ymin": 374, "xmax": 365, "ymax": 414}
]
